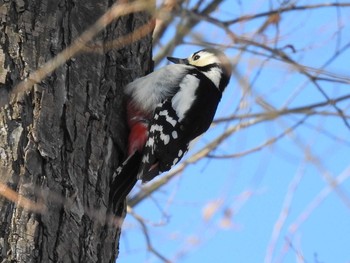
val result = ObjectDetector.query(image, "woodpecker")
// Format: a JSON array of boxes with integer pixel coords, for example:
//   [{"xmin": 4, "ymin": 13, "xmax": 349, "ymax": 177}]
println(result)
[{"xmin": 110, "ymin": 49, "xmax": 231, "ymax": 207}]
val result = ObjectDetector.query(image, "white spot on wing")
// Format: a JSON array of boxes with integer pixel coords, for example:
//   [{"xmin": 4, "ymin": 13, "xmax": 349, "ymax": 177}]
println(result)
[
  {"xmin": 173, "ymin": 158, "xmax": 179, "ymax": 166},
  {"xmin": 146, "ymin": 137, "xmax": 154, "ymax": 147},
  {"xmin": 159, "ymin": 110, "xmax": 177, "ymax": 127},
  {"xmin": 160, "ymin": 133, "xmax": 170, "ymax": 145},
  {"xmin": 172, "ymin": 75, "xmax": 199, "ymax": 121},
  {"xmin": 167, "ymin": 116, "xmax": 177, "ymax": 126},
  {"xmin": 142, "ymin": 154, "xmax": 149, "ymax": 163},
  {"xmin": 178, "ymin": 150, "xmax": 183, "ymax": 157},
  {"xmin": 172, "ymin": 131, "xmax": 178, "ymax": 139},
  {"xmin": 150, "ymin": 124, "xmax": 162, "ymax": 133}
]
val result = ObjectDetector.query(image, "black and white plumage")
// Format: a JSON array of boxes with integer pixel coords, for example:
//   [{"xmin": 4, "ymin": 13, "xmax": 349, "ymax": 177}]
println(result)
[
  {"xmin": 126, "ymin": 48, "xmax": 232, "ymax": 183},
  {"xmin": 109, "ymin": 49, "xmax": 231, "ymax": 208}
]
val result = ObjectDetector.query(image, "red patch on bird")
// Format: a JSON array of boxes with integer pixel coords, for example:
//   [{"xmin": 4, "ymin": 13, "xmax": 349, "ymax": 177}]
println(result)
[{"xmin": 127, "ymin": 102, "xmax": 150, "ymax": 155}]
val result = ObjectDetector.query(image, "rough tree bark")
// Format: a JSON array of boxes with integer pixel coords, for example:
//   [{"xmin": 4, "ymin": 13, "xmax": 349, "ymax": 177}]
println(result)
[{"xmin": 0, "ymin": 0, "xmax": 152, "ymax": 262}]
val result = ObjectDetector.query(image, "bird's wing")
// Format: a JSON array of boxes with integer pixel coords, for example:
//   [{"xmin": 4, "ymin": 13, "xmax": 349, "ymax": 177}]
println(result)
[{"xmin": 137, "ymin": 99, "xmax": 188, "ymax": 183}]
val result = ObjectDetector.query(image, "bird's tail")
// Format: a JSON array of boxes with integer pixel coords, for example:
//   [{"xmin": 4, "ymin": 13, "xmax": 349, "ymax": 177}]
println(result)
[{"xmin": 109, "ymin": 151, "xmax": 142, "ymax": 211}]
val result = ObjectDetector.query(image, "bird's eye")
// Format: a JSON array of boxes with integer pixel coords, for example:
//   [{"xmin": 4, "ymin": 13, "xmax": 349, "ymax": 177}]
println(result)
[{"xmin": 193, "ymin": 55, "xmax": 200, "ymax": 61}]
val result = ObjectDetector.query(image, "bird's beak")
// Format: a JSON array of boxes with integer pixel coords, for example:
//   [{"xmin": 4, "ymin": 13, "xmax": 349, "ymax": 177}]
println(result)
[{"xmin": 167, "ymin": 56, "xmax": 189, "ymax": 65}]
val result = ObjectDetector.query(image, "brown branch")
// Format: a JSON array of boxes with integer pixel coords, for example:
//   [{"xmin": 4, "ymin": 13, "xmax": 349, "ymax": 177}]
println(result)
[
  {"xmin": 83, "ymin": 20, "xmax": 155, "ymax": 53},
  {"xmin": 0, "ymin": 183, "xmax": 46, "ymax": 213},
  {"xmin": 225, "ymin": 3, "xmax": 350, "ymax": 26},
  {"xmin": 152, "ymin": 0, "xmax": 186, "ymax": 45},
  {"xmin": 0, "ymin": 181, "xmax": 127, "ymax": 229}
]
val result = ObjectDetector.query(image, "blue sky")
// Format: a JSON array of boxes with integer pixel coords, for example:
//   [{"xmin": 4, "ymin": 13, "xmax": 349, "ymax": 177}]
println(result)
[{"xmin": 118, "ymin": 1, "xmax": 350, "ymax": 262}]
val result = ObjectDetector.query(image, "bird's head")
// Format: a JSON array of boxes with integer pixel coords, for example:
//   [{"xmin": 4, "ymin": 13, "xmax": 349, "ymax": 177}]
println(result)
[{"xmin": 167, "ymin": 49, "xmax": 232, "ymax": 91}]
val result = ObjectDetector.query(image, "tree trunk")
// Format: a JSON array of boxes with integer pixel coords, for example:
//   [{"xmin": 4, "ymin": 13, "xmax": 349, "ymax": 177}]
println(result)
[{"xmin": 0, "ymin": 0, "xmax": 152, "ymax": 262}]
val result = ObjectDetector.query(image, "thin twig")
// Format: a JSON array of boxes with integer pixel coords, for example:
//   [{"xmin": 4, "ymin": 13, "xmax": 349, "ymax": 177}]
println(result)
[
  {"xmin": 129, "ymin": 208, "xmax": 172, "ymax": 263},
  {"xmin": 213, "ymin": 93, "xmax": 350, "ymax": 123},
  {"xmin": 225, "ymin": 3, "xmax": 350, "ymax": 25},
  {"xmin": 275, "ymin": 166, "xmax": 350, "ymax": 262},
  {"xmin": 264, "ymin": 164, "xmax": 306, "ymax": 263},
  {"xmin": 208, "ymin": 115, "xmax": 309, "ymax": 159}
]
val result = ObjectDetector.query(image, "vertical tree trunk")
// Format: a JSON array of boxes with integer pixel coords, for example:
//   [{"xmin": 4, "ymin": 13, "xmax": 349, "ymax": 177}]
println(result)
[{"xmin": 0, "ymin": 0, "xmax": 152, "ymax": 262}]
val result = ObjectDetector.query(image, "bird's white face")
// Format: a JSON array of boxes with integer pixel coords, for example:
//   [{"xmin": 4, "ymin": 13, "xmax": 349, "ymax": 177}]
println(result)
[
  {"xmin": 166, "ymin": 49, "xmax": 232, "ymax": 90},
  {"xmin": 187, "ymin": 51, "xmax": 221, "ymax": 67}
]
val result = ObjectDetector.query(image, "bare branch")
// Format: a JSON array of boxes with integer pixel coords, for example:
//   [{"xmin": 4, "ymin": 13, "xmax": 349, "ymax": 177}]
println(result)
[
  {"xmin": 225, "ymin": 3, "xmax": 350, "ymax": 26},
  {"xmin": 213, "ymin": 93, "xmax": 350, "ymax": 123},
  {"xmin": 129, "ymin": 208, "xmax": 172, "ymax": 263},
  {"xmin": 208, "ymin": 115, "xmax": 309, "ymax": 159}
]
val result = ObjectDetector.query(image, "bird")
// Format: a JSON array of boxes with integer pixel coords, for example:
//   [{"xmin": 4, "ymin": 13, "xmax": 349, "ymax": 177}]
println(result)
[{"xmin": 109, "ymin": 48, "xmax": 232, "ymax": 208}]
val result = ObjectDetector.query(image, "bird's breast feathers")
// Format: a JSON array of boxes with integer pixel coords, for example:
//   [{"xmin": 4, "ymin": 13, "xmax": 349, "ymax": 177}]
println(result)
[{"xmin": 125, "ymin": 64, "xmax": 193, "ymax": 113}]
